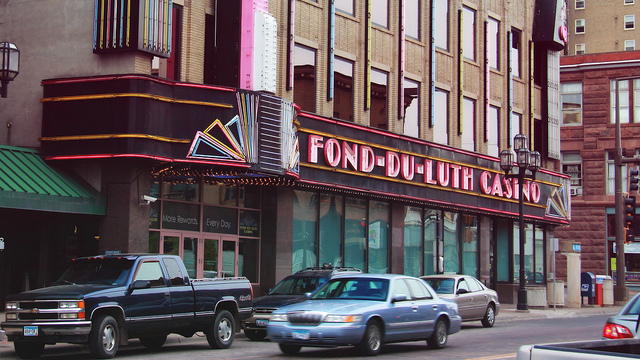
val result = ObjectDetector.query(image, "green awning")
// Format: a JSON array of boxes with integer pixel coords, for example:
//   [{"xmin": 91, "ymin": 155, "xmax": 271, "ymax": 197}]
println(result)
[{"xmin": 0, "ymin": 145, "xmax": 105, "ymax": 215}]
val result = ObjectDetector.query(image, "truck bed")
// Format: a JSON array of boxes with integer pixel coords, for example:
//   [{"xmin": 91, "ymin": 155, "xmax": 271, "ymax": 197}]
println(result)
[{"xmin": 517, "ymin": 338, "xmax": 640, "ymax": 359}]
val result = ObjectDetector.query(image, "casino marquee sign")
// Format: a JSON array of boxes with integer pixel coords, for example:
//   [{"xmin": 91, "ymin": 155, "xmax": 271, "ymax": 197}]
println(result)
[{"xmin": 298, "ymin": 113, "xmax": 570, "ymax": 225}]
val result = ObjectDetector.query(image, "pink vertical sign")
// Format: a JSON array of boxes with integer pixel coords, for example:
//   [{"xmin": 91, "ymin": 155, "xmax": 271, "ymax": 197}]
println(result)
[{"xmin": 240, "ymin": 0, "xmax": 269, "ymax": 90}]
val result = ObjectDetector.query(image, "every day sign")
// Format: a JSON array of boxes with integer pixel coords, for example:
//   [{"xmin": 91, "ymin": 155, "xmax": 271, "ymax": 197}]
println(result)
[{"xmin": 203, "ymin": 206, "xmax": 238, "ymax": 234}]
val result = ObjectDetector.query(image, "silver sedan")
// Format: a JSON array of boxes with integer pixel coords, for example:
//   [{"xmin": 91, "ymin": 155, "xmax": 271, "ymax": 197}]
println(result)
[{"xmin": 421, "ymin": 274, "xmax": 500, "ymax": 327}]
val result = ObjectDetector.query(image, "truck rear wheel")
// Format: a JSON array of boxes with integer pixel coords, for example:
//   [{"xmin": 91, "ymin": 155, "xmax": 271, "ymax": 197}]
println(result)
[
  {"xmin": 207, "ymin": 310, "xmax": 235, "ymax": 349},
  {"xmin": 14, "ymin": 341, "xmax": 45, "ymax": 359},
  {"xmin": 89, "ymin": 315, "xmax": 119, "ymax": 358}
]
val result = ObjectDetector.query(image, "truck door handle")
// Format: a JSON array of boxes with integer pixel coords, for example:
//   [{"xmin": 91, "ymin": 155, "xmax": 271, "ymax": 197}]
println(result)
[{"xmin": 164, "ymin": 292, "xmax": 170, "ymax": 298}]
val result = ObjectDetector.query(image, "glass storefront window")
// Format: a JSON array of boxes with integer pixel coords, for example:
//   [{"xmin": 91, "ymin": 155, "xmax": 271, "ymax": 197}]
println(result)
[
  {"xmin": 293, "ymin": 190, "xmax": 319, "ymax": 272},
  {"xmin": 496, "ymin": 219, "xmax": 510, "ymax": 282},
  {"xmin": 202, "ymin": 183, "xmax": 237, "ymax": 206},
  {"xmin": 404, "ymin": 206, "xmax": 422, "ymax": 277},
  {"xmin": 424, "ymin": 209, "xmax": 439, "ymax": 275},
  {"xmin": 149, "ymin": 231, "xmax": 160, "ymax": 253},
  {"xmin": 534, "ymin": 226, "xmax": 544, "ymax": 284},
  {"xmin": 240, "ymin": 238, "xmax": 259, "ymax": 283},
  {"xmin": 203, "ymin": 238, "xmax": 218, "ymax": 278},
  {"xmin": 369, "ymin": 200, "xmax": 389, "ymax": 273},
  {"xmin": 345, "ymin": 197, "xmax": 367, "ymax": 270},
  {"xmin": 443, "ymin": 212, "xmax": 459, "ymax": 273},
  {"xmin": 162, "ymin": 181, "xmax": 200, "ymax": 202},
  {"xmin": 461, "ymin": 214, "xmax": 477, "ymax": 276},
  {"xmin": 320, "ymin": 194, "xmax": 344, "ymax": 267}
]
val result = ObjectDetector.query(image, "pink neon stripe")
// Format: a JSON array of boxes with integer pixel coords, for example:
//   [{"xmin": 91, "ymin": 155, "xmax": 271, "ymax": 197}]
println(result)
[
  {"xmin": 45, "ymin": 153, "xmax": 251, "ymax": 167},
  {"xmin": 41, "ymin": 75, "xmax": 236, "ymax": 92}
]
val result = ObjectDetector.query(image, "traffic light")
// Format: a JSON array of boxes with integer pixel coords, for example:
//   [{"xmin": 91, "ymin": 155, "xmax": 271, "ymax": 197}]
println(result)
[
  {"xmin": 625, "ymin": 195, "xmax": 636, "ymax": 230},
  {"xmin": 627, "ymin": 228, "xmax": 635, "ymax": 244},
  {"xmin": 630, "ymin": 168, "xmax": 640, "ymax": 193}
]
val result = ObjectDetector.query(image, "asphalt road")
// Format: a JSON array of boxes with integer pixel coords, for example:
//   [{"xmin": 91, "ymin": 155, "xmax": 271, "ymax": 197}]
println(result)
[{"xmin": 0, "ymin": 312, "xmax": 613, "ymax": 360}]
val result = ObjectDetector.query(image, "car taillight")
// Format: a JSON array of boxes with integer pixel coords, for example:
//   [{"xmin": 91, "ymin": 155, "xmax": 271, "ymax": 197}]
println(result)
[{"xmin": 603, "ymin": 322, "xmax": 634, "ymax": 339}]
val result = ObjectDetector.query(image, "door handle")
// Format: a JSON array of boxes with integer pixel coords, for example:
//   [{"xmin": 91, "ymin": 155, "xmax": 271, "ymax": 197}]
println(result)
[
  {"xmin": 432, "ymin": 305, "xmax": 438, "ymax": 310},
  {"xmin": 164, "ymin": 292, "xmax": 170, "ymax": 298},
  {"xmin": 412, "ymin": 306, "xmax": 419, "ymax": 312}
]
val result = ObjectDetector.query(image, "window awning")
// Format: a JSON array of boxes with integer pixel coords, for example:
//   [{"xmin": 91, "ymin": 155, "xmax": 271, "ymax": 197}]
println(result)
[{"xmin": 0, "ymin": 145, "xmax": 105, "ymax": 215}]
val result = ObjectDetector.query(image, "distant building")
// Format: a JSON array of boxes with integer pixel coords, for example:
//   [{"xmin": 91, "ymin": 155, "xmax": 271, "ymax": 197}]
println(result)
[{"xmin": 0, "ymin": 0, "xmax": 570, "ymax": 305}]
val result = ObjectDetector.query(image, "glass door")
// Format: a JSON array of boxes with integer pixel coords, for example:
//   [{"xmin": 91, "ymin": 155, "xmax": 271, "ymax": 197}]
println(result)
[
  {"xmin": 160, "ymin": 232, "xmax": 238, "ymax": 279},
  {"xmin": 160, "ymin": 232, "xmax": 199, "ymax": 279},
  {"xmin": 221, "ymin": 237, "xmax": 238, "ymax": 277}
]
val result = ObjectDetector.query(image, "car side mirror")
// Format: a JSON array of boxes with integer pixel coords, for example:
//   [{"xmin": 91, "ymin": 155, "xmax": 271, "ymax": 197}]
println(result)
[
  {"xmin": 456, "ymin": 288, "xmax": 469, "ymax": 295},
  {"xmin": 130, "ymin": 279, "xmax": 151, "ymax": 291},
  {"xmin": 392, "ymin": 294, "xmax": 408, "ymax": 303},
  {"xmin": 305, "ymin": 292, "xmax": 312, "ymax": 298}
]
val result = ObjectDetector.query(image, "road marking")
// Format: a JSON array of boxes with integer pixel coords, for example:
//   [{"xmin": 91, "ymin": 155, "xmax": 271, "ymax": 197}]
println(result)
[{"xmin": 467, "ymin": 354, "xmax": 517, "ymax": 360}]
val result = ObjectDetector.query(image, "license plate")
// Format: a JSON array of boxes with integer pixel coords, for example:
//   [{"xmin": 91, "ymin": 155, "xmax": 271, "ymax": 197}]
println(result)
[
  {"xmin": 24, "ymin": 326, "xmax": 38, "ymax": 337},
  {"xmin": 256, "ymin": 319, "xmax": 268, "ymax": 327},
  {"xmin": 292, "ymin": 330, "xmax": 310, "ymax": 340}
]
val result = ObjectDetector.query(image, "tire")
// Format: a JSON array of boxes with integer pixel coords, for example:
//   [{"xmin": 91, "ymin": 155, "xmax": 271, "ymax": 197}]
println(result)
[
  {"xmin": 244, "ymin": 329, "xmax": 267, "ymax": 341},
  {"xmin": 14, "ymin": 341, "xmax": 45, "ymax": 359},
  {"xmin": 207, "ymin": 310, "xmax": 236, "ymax": 349},
  {"xmin": 357, "ymin": 320, "xmax": 382, "ymax": 356},
  {"xmin": 279, "ymin": 344, "xmax": 301, "ymax": 355},
  {"xmin": 427, "ymin": 318, "xmax": 448, "ymax": 349},
  {"xmin": 481, "ymin": 304, "xmax": 496, "ymax": 328},
  {"xmin": 89, "ymin": 315, "xmax": 119, "ymax": 359},
  {"xmin": 139, "ymin": 334, "xmax": 167, "ymax": 349}
]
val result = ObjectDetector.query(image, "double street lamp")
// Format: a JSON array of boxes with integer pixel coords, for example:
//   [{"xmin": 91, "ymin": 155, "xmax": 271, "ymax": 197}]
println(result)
[
  {"xmin": 500, "ymin": 134, "xmax": 541, "ymax": 311},
  {"xmin": 0, "ymin": 42, "xmax": 20, "ymax": 98}
]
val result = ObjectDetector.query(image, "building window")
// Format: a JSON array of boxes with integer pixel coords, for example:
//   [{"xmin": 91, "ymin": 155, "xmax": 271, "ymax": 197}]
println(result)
[
  {"xmin": 625, "ymin": 0, "xmax": 634, "ymax": 4},
  {"xmin": 575, "ymin": 0, "xmax": 585, "ymax": 9},
  {"xmin": 319, "ymin": 194, "xmax": 344, "ymax": 267},
  {"xmin": 610, "ymin": 78, "xmax": 640, "ymax": 124},
  {"xmin": 626, "ymin": 40, "xmax": 636, "ymax": 51},
  {"xmin": 510, "ymin": 112, "xmax": 521, "ymax": 143},
  {"xmin": 403, "ymin": 78, "xmax": 420, "ymax": 137},
  {"xmin": 561, "ymin": 82, "xmax": 583, "ymax": 125},
  {"xmin": 607, "ymin": 150, "xmax": 629, "ymax": 195},
  {"xmin": 372, "ymin": 0, "xmax": 388, "ymax": 29},
  {"xmin": 370, "ymin": 68, "xmax": 388, "ymax": 130},
  {"xmin": 406, "ymin": 0, "xmax": 420, "ymax": 40},
  {"xmin": 488, "ymin": 18, "xmax": 500, "ymax": 70},
  {"xmin": 575, "ymin": 43, "xmax": 586, "ymax": 55},
  {"xmin": 625, "ymin": 15, "xmax": 636, "ymax": 29},
  {"xmin": 463, "ymin": 7, "xmax": 476, "ymax": 60},
  {"xmin": 434, "ymin": 89, "xmax": 449, "ymax": 145},
  {"xmin": 345, "ymin": 197, "xmax": 367, "ymax": 270},
  {"xmin": 369, "ymin": 200, "xmax": 390, "ymax": 273},
  {"xmin": 152, "ymin": 5, "xmax": 182, "ymax": 80},
  {"xmin": 575, "ymin": 19, "xmax": 585, "ymax": 33},
  {"xmin": 334, "ymin": 56, "xmax": 354, "ymax": 121},
  {"xmin": 336, "ymin": 0, "xmax": 354, "ymax": 16},
  {"xmin": 294, "ymin": 44, "xmax": 317, "ymax": 113},
  {"xmin": 462, "ymin": 97, "xmax": 475, "ymax": 152},
  {"xmin": 562, "ymin": 152, "xmax": 583, "ymax": 196},
  {"xmin": 435, "ymin": 0, "xmax": 449, "ymax": 50},
  {"xmin": 511, "ymin": 29, "xmax": 521, "ymax": 78},
  {"xmin": 488, "ymin": 106, "xmax": 500, "ymax": 157}
]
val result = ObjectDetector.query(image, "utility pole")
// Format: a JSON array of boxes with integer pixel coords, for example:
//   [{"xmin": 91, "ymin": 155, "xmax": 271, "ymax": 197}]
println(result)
[{"xmin": 615, "ymin": 106, "xmax": 627, "ymax": 303}]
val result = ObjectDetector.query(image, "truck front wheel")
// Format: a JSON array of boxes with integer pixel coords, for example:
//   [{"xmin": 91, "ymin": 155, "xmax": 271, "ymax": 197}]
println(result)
[
  {"xmin": 89, "ymin": 315, "xmax": 119, "ymax": 359},
  {"xmin": 207, "ymin": 310, "xmax": 235, "ymax": 349},
  {"xmin": 14, "ymin": 341, "xmax": 44, "ymax": 359}
]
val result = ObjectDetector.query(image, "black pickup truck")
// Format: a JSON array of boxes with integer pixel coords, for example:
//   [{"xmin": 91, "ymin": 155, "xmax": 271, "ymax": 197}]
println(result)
[{"xmin": 1, "ymin": 254, "xmax": 253, "ymax": 359}]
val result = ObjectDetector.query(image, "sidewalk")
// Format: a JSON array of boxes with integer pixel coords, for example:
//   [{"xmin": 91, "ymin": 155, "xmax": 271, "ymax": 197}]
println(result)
[{"xmin": 498, "ymin": 303, "xmax": 624, "ymax": 322}]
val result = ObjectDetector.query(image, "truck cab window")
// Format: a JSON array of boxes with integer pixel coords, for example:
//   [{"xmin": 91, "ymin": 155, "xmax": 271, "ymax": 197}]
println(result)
[
  {"xmin": 163, "ymin": 258, "xmax": 187, "ymax": 285},
  {"xmin": 134, "ymin": 261, "xmax": 166, "ymax": 287}
]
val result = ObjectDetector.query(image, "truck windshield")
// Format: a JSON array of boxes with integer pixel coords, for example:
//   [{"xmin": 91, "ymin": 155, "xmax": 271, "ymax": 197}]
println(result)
[{"xmin": 55, "ymin": 258, "xmax": 135, "ymax": 286}]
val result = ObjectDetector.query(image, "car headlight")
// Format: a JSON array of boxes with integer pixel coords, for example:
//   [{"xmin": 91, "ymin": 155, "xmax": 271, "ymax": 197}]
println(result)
[
  {"xmin": 323, "ymin": 315, "xmax": 363, "ymax": 323},
  {"xmin": 270, "ymin": 314, "xmax": 288, "ymax": 322},
  {"xmin": 59, "ymin": 301, "xmax": 83, "ymax": 309},
  {"xmin": 5, "ymin": 302, "xmax": 18, "ymax": 311}
]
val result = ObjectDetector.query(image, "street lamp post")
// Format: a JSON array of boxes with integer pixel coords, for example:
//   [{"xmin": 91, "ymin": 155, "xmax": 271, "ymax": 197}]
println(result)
[
  {"xmin": 500, "ymin": 134, "xmax": 541, "ymax": 311},
  {"xmin": 0, "ymin": 42, "xmax": 20, "ymax": 98}
]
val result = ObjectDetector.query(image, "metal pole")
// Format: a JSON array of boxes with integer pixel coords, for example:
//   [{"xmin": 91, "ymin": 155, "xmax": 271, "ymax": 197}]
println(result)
[
  {"xmin": 517, "ymin": 174, "xmax": 528, "ymax": 310},
  {"xmin": 615, "ymin": 82, "xmax": 627, "ymax": 303}
]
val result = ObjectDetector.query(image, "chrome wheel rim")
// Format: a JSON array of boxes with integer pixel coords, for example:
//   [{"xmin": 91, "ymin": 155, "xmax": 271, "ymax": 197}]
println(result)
[
  {"xmin": 436, "ymin": 322, "xmax": 447, "ymax": 345},
  {"xmin": 487, "ymin": 307, "xmax": 495, "ymax": 325},
  {"xmin": 102, "ymin": 324, "xmax": 116, "ymax": 352},
  {"xmin": 218, "ymin": 318, "xmax": 232, "ymax": 342},
  {"xmin": 367, "ymin": 325, "xmax": 381, "ymax": 351}
]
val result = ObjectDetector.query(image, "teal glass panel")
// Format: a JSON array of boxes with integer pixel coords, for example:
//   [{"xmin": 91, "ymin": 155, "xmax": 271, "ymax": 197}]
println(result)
[
  {"xmin": 404, "ymin": 206, "xmax": 422, "ymax": 277},
  {"xmin": 461, "ymin": 214, "xmax": 477, "ymax": 276},
  {"xmin": 345, "ymin": 197, "xmax": 367, "ymax": 271},
  {"xmin": 496, "ymin": 219, "xmax": 510, "ymax": 282},
  {"xmin": 368, "ymin": 200, "xmax": 389, "ymax": 273},
  {"xmin": 319, "ymin": 194, "xmax": 344, "ymax": 267},
  {"xmin": 424, "ymin": 209, "xmax": 439, "ymax": 275},
  {"xmin": 293, "ymin": 190, "xmax": 318, "ymax": 272},
  {"xmin": 443, "ymin": 212, "xmax": 459, "ymax": 273}
]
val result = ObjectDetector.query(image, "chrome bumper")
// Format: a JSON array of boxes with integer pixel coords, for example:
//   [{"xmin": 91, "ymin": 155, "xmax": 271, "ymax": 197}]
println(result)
[{"xmin": 2, "ymin": 320, "xmax": 92, "ymax": 338}]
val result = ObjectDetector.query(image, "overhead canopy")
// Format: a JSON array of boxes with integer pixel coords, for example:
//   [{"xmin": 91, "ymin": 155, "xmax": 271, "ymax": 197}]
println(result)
[{"xmin": 0, "ymin": 145, "xmax": 105, "ymax": 215}]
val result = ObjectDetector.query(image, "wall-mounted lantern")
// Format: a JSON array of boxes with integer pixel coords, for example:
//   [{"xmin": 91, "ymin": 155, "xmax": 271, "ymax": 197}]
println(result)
[{"xmin": 0, "ymin": 42, "xmax": 20, "ymax": 98}]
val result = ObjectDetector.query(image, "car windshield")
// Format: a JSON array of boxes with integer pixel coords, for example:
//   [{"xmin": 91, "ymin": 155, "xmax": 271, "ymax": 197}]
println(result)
[
  {"xmin": 56, "ymin": 258, "xmax": 135, "ymax": 286},
  {"xmin": 311, "ymin": 278, "xmax": 389, "ymax": 301},
  {"xmin": 424, "ymin": 278, "xmax": 455, "ymax": 294},
  {"xmin": 269, "ymin": 276, "xmax": 326, "ymax": 295}
]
